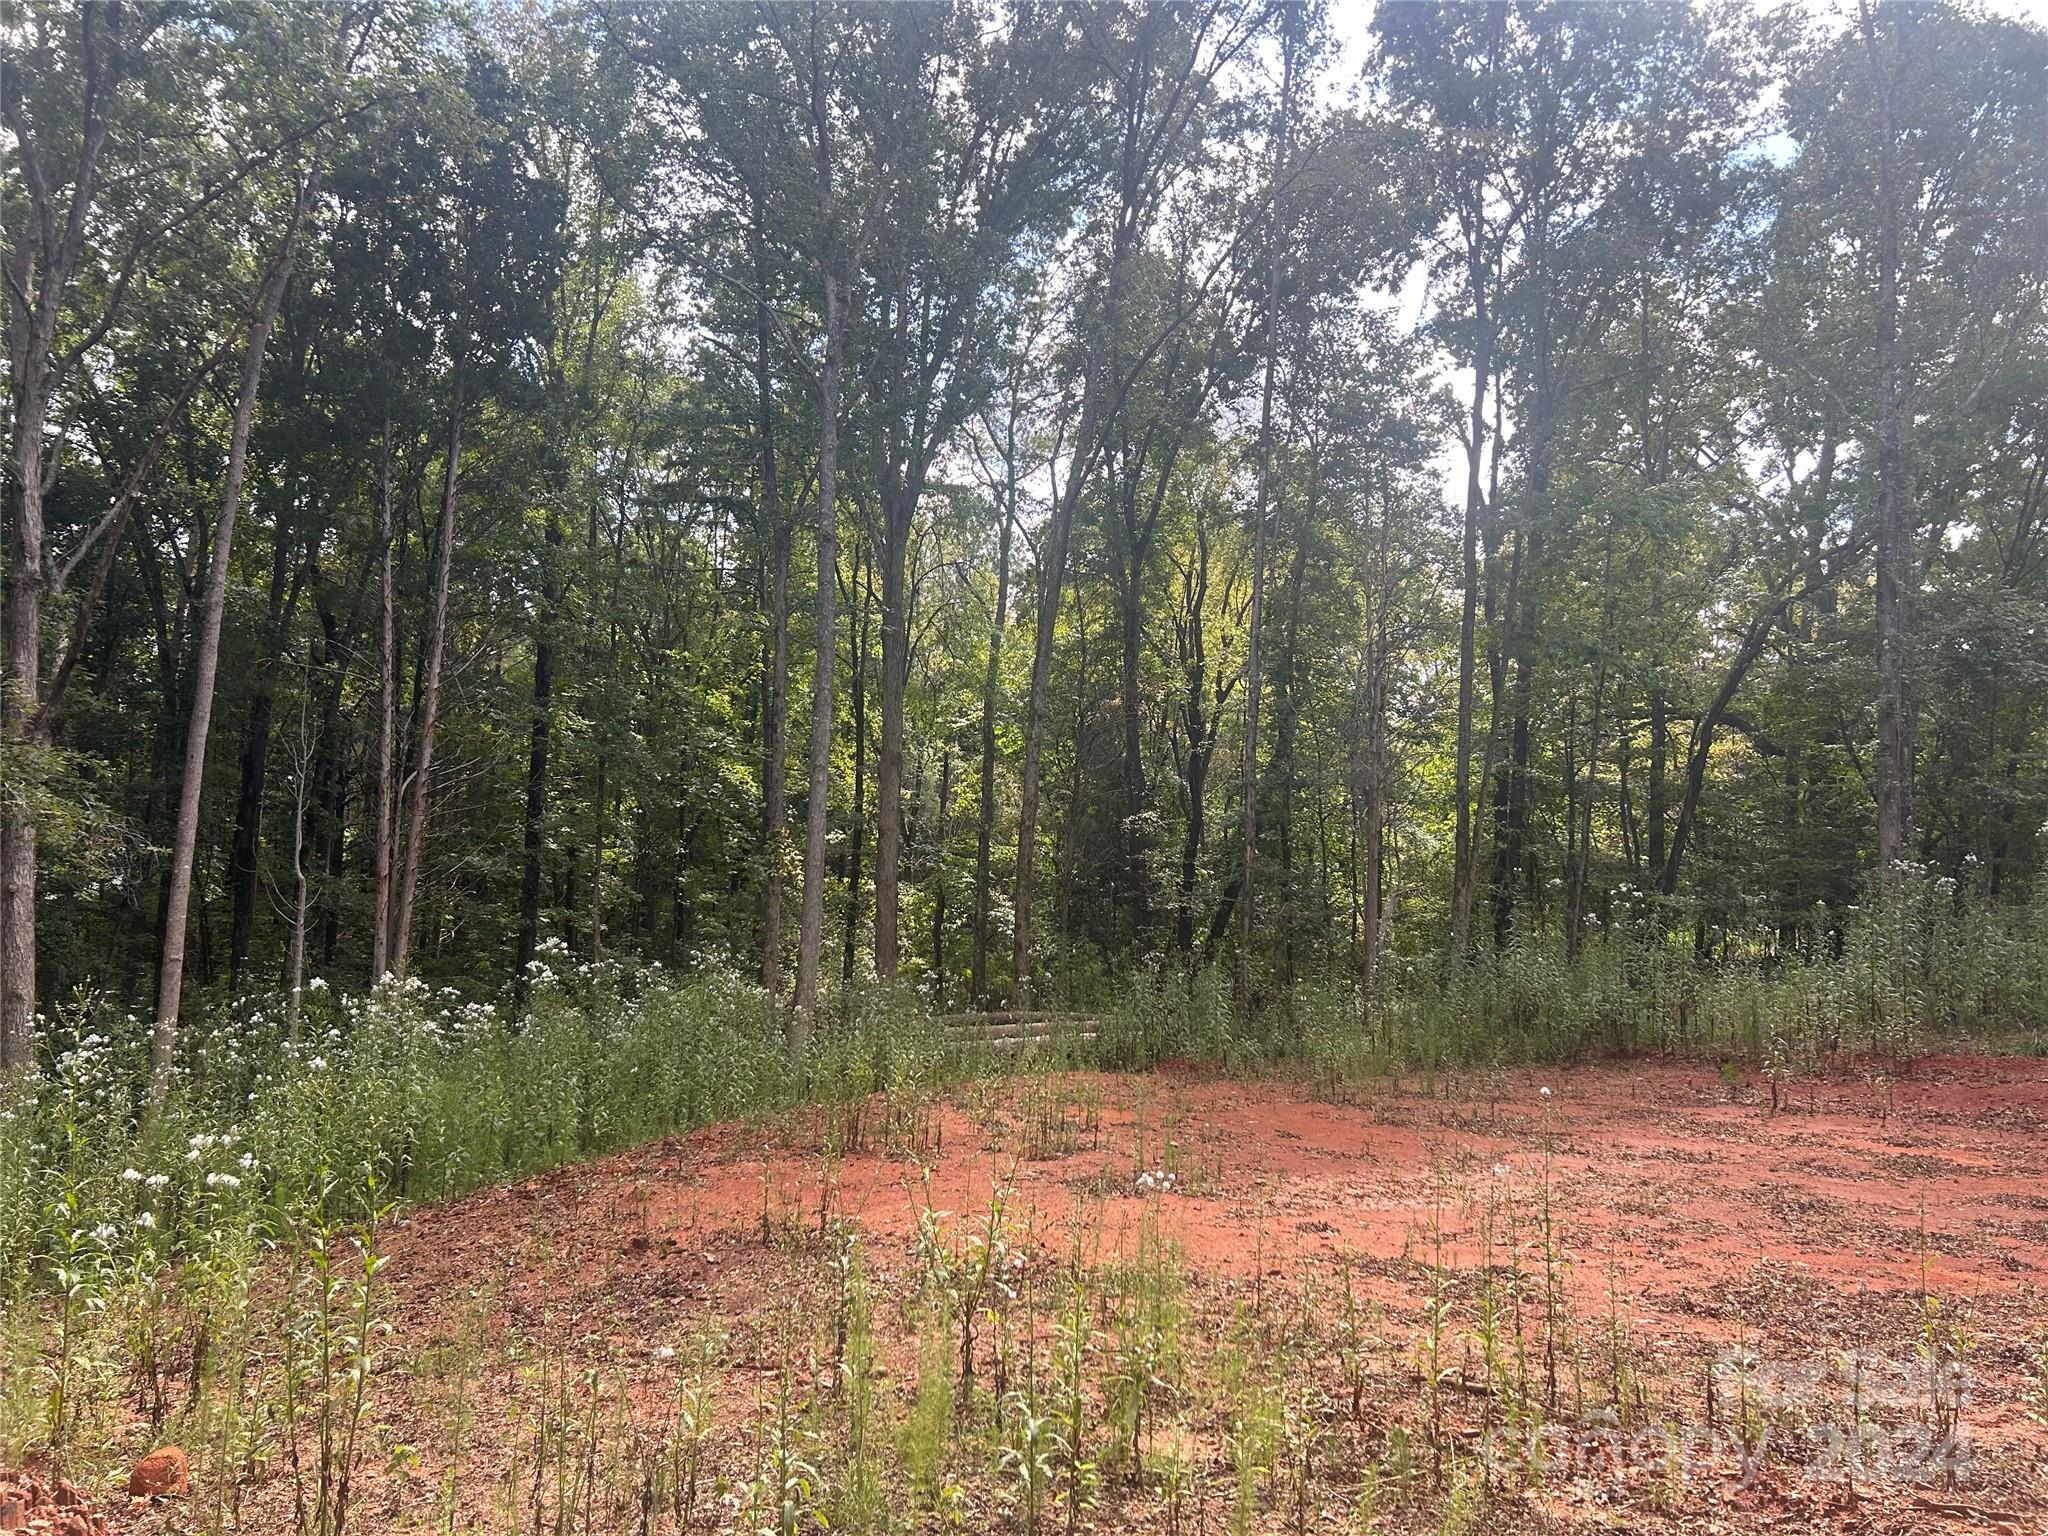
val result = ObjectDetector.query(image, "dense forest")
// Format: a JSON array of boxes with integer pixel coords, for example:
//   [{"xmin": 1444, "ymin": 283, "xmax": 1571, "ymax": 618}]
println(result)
[{"xmin": 5, "ymin": 0, "xmax": 2046, "ymax": 1077}]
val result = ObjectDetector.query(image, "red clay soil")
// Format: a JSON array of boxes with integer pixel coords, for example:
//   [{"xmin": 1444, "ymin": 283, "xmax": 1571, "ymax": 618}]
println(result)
[
  {"xmin": 163, "ymin": 1055, "xmax": 2048, "ymax": 1532},
  {"xmin": 0, "ymin": 1469, "xmax": 109, "ymax": 1536}
]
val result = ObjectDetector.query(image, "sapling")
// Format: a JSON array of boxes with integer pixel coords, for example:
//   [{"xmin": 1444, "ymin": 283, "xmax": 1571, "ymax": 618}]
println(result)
[
  {"xmin": 1051, "ymin": 1244, "xmax": 1098, "ymax": 1532},
  {"xmin": 1415, "ymin": 1184, "xmax": 1457, "ymax": 1485},
  {"xmin": 1333, "ymin": 1254, "xmax": 1376, "ymax": 1422},
  {"xmin": 833, "ymin": 1228, "xmax": 888, "ymax": 1535},
  {"xmin": 281, "ymin": 1187, "xmax": 391, "ymax": 1536},
  {"xmin": 1350, "ymin": 1464, "xmax": 1382, "ymax": 1532},
  {"xmin": 664, "ymin": 1328, "xmax": 721, "ymax": 1532},
  {"xmin": 900, "ymin": 1310, "xmax": 956, "ymax": 1513},
  {"xmin": 1280, "ymin": 1373, "xmax": 1322, "ymax": 1535},
  {"xmin": 42, "ymin": 1193, "xmax": 113, "ymax": 1469}
]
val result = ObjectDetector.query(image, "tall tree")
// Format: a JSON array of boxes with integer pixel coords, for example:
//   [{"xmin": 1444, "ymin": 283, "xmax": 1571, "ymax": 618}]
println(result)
[
  {"xmin": 151, "ymin": 177, "xmax": 312, "ymax": 1095},
  {"xmin": 1012, "ymin": 0, "xmax": 1266, "ymax": 1003}
]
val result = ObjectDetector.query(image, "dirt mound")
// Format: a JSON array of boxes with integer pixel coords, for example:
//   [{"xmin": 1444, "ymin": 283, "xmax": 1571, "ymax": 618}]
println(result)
[{"xmin": 123, "ymin": 1448, "xmax": 186, "ymax": 1500}]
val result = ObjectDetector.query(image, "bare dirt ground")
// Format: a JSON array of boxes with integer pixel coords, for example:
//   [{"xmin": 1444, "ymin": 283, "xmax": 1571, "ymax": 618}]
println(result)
[{"xmin": 148, "ymin": 1053, "xmax": 2048, "ymax": 1533}]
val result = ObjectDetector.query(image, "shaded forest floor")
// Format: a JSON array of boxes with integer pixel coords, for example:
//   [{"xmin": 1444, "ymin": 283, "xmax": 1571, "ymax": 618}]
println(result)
[{"xmin": 122, "ymin": 1055, "xmax": 2048, "ymax": 1533}]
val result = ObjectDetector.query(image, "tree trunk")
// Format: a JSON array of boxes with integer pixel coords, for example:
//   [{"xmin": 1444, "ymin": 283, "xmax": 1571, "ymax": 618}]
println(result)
[
  {"xmin": 1174, "ymin": 502, "xmax": 1227, "ymax": 958},
  {"xmin": 1, "ymin": 366, "xmax": 51, "ymax": 1067},
  {"xmin": 1450, "ymin": 315, "xmax": 1493, "ymax": 954},
  {"xmin": 756, "ymin": 228, "xmax": 792, "ymax": 1000},
  {"xmin": 590, "ymin": 757, "xmax": 607, "ymax": 964},
  {"xmin": 515, "ymin": 510, "xmax": 562, "ymax": 992},
  {"xmin": 307, "ymin": 592, "xmax": 351, "ymax": 974},
  {"xmin": 1864, "ymin": 2, "xmax": 1914, "ymax": 877},
  {"xmin": 972, "ymin": 446, "xmax": 1016, "ymax": 1004},
  {"xmin": 1118, "ymin": 507, "xmax": 1147, "ymax": 951},
  {"xmin": 873, "ymin": 479, "xmax": 911, "ymax": 978},
  {"xmin": 283, "ymin": 677, "xmax": 315, "ymax": 1044},
  {"xmin": 1272, "ymin": 519, "xmax": 1311, "ymax": 984},
  {"xmin": 0, "ymin": 7, "xmax": 117, "ymax": 1068},
  {"xmin": 931, "ymin": 747, "xmax": 952, "ymax": 1008},
  {"xmin": 1240, "ymin": 8, "xmax": 1296, "ymax": 988},
  {"xmin": 393, "ymin": 364, "xmax": 465, "ymax": 977},
  {"xmin": 1054, "ymin": 718, "xmax": 1085, "ymax": 997},
  {"xmin": 152, "ymin": 182, "xmax": 305, "ymax": 1099},
  {"xmin": 1012, "ymin": 393, "xmax": 1097, "ymax": 1006},
  {"xmin": 842, "ymin": 544, "xmax": 872, "ymax": 985},
  {"xmin": 1662, "ymin": 613, "xmax": 1783, "ymax": 896},
  {"xmin": 1178, "ymin": 741, "xmax": 1208, "ymax": 957},
  {"xmin": 228, "ymin": 499, "xmax": 313, "ymax": 986},
  {"xmin": 1363, "ymin": 675, "xmax": 1386, "ymax": 997},
  {"xmin": 792, "ymin": 268, "xmax": 848, "ymax": 1044},
  {"xmin": 1647, "ymin": 680, "xmax": 1668, "ymax": 877},
  {"xmin": 370, "ymin": 418, "xmax": 398, "ymax": 982},
  {"xmin": 227, "ymin": 682, "xmax": 278, "ymax": 989}
]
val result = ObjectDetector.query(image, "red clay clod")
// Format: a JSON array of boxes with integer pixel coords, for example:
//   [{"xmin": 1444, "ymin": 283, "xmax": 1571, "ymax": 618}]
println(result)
[
  {"xmin": 0, "ymin": 1472, "xmax": 108, "ymax": 1536},
  {"xmin": 126, "ymin": 1446, "xmax": 189, "ymax": 1500}
]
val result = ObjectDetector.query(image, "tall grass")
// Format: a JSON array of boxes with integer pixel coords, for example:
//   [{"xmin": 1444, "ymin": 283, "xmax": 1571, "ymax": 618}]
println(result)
[
  {"xmin": 1101, "ymin": 870, "xmax": 2048, "ymax": 1075},
  {"xmin": 0, "ymin": 956, "xmax": 947, "ymax": 1305},
  {"xmin": 2, "ymin": 872, "xmax": 2043, "ymax": 1302}
]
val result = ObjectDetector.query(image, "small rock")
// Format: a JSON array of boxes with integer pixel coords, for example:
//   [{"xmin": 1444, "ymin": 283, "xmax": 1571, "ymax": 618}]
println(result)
[{"xmin": 127, "ymin": 1446, "xmax": 189, "ymax": 1499}]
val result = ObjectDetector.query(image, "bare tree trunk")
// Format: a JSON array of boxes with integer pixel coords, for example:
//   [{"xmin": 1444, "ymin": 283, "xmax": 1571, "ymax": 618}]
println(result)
[
  {"xmin": 971, "ymin": 427, "xmax": 1016, "ymax": 1004},
  {"xmin": 0, "ymin": 378, "xmax": 50, "ymax": 1068},
  {"xmin": 1173, "ymin": 497, "xmax": 1231, "ymax": 958},
  {"xmin": 393, "ymin": 365, "xmax": 465, "ymax": 977},
  {"xmin": 1012, "ymin": 392, "xmax": 1097, "ymax": 1006},
  {"xmin": 1272, "ymin": 519, "xmax": 1311, "ymax": 986},
  {"xmin": 793, "ymin": 273, "xmax": 848, "ymax": 1045},
  {"xmin": 1362, "ymin": 534, "xmax": 1391, "ymax": 996},
  {"xmin": 1239, "ymin": 8, "xmax": 1296, "ymax": 989},
  {"xmin": 284, "ymin": 678, "xmax": 315, "ymax": 1043},
  {"xmin": 591, "ymin": 758, "xmax": 607, "ymax": 964},
  {"xmin": 1115, "ymin": 474, "xmax": 1149, "ymax": 953},
  {"xmin": 370, "ymin": 419, "xmax": 398, "ymax": 981},
  {"xmin": 842, "ymin": 542, "xmax": 872, "ymax": 985},
  {"xmin": 152, "ymin": 182, "xmax": 306, "ymax": 1099},
  {"xmin": 1450, "ymin": 302, "xmax": 1492, "ymax": 954},
  {"xmin": 1864, "ymin": 1, "xmax": 1914, "ymax": 878},
  {"xmin": 1567, "ymin": 517, "xmax": 1616, "ymax": 959},
  {"xmin": 789, "ymin": 9, "xmax": 858, "ymax": 1053},
  {"xmin": 1659, "ymin": 570, "xmax": 1834, "ymax": 897},
  {"xmin": 1363, "ymin": 685, "xmax": 1386, "ymax": 997},
  {"xmin": 755, "ymin": 203, "xmax": 791, "ymax": 1000},
  {"xmin": 1647, "ymin": 678, "xmax": 1668, "ymax": 875},
  {"xmin": 932, "ymin": 746, "xmax": 952, "ymax": 1007},
  {"xmin": 873, "ymin": 478, "xmax": 910, "ymax": 978},
  {"xmin": 227, "ymin": 495, "xmax": 313, "ymax": 986},
  {"xmin": 515, "ymin": 509, "xmax": 561, "ymax": 991},
  {"xmin": 1054, "ymin": 698, "xmax": 1086, "ymax": 1000},
  {"xmin": 0, "ymin": 7, "xmax": 118, "ymax": 1068},
  {"xmin": 306, "ymin": 589, "xmax": 353, "ymax": 977}
]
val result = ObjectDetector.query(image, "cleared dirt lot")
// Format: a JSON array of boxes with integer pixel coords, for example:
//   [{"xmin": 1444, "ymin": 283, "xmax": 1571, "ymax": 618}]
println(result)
[{"xmin": 214, "ymin": 1054, "xmax": 2048, "ymax": 1533}]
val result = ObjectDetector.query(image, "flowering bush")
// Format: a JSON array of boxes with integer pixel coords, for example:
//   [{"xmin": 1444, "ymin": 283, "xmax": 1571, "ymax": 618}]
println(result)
[{"xmin": 0, "ymin": 964, "xmax": 945, "ymax": 1292}]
